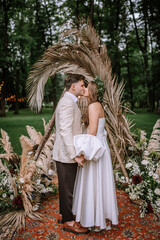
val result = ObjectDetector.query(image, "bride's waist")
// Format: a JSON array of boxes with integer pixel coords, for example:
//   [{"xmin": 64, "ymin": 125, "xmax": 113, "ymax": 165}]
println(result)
[
  {"xmin": 96, "ymin": 130, "xmax": 107, "ymax": 139},
  {"xmin": 96, "ymin": 134, "xmax": 106, "ymax": 139}
]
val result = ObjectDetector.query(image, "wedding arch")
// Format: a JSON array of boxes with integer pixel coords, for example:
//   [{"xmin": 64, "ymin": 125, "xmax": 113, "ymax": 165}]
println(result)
[{"xmin": 26, "ymin": 19, "xmax": 136, "ymax": 179}]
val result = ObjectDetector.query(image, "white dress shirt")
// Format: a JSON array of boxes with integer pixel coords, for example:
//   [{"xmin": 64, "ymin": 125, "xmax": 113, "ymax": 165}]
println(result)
[{"xmin": 66, "ymin": 91, "xmax": 78, "ymax": 103}]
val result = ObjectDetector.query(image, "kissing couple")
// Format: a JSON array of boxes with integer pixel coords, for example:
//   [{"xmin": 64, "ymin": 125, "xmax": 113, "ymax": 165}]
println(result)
[{"xmin": 52, "ymin": 74, "xmax": 118, "ymax": 235}]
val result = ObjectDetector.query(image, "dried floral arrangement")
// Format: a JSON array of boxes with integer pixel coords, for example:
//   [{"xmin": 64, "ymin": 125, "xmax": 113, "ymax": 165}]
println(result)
[
  {"xmin": 0, "ymin": 119, "xmax": 57, "ymax": 231},
  {"xmin": 116, "ymin": 119, "xmax": 160, "ymax": 217},
  {"xmin": 26, "ymin": 19, "xmax": 136, "ymax": 179}
]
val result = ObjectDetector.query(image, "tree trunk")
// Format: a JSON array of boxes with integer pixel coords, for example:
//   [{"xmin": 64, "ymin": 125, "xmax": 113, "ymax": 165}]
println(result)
[
  {"xmin": 1, "ymin": 0, "xmax": 12, "ymax": 117},
  {"xmin": 149, "ymin": 27, "xmax": 155, "ymax": 111},
  {"xmin": 97, "ymin": 0, "xmax": 102, "ymax": 37},
  {"xmin": 75, "ymin": 0, "xmax": 80, "ymax": 29},
  {"xmin": 35, "ymin": 0, "xmax": 47, "ymax": 48},
  {"xmin": 129, "ymin": 0, "xmax": 154, "ymax": 111},
  {"xmin": 0, "ymin": 82, "xmax": 5, "ymax": 117},
  {"xmin": 113, "ymin": 0, "xmax": 121, "ymax": 77},
  {"xmin": 126, "ymin": 38, "xmax": 134, "ymax": 110},
  {"xmin": 90, "ymin": 0, "xmax": 94, "ymax": 26},
  {"xmin": 44, "ymin": 0, "xmax": 53, "ymax": 45},
  {"xmin": 14, "ymin": 68, "xmax": 20, "ymax": 114}
]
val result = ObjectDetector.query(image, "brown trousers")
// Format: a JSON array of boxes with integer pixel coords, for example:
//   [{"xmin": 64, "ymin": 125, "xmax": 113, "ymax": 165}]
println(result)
[{"xmin": 56, "ymin": 161, "xmax": 77, "ymax": 223}]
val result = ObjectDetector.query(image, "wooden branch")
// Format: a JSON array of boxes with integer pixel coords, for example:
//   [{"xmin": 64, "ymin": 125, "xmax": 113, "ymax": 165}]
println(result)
[
  {"xmin": 34, "ymin": 88, "xmax": 66, "ymax": 161},
  {"xmin": 105, "ymin": 123, "xmax": 129, "ymax": 181}
]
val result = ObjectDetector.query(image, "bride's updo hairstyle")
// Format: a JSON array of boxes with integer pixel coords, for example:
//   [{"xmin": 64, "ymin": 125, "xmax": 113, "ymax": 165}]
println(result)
[{"xmin": 88, "ymin": 81, "xmax": 98, "ymax": 104}]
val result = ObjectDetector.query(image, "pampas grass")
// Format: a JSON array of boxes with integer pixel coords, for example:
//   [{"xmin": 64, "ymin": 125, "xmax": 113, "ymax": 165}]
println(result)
[{"xmin": 0, "ymin": 119, "xmax": 56, "ymax": 232}]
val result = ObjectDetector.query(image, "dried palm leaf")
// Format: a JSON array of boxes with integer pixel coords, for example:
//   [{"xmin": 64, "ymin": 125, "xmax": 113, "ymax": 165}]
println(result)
[
  {"xmin": 26, "ymin": 19, "xmax": 136, "ymax": 177},
  {"xmin": 26, "ymin": 125, "xmax": 43, "ymax": 145},
  {"xmin": 0, "ymin": 129, "xmax": 14, "ymax": 160},
  {"xmin": 0, "ymin": 129, "xmax": 19, "ymax": 166},
  {"xmin": 0, "ymin": 210, "xmax": 26, "ymax": 231},
  {"xmin": 147, "ymin": 119, "xmax": 160, "ymax": 153},
  {"xmin": 19, "ymin": 136, "xmax": 34, "ymax": 176},
  {"xmin": 18, "ymin": 136, "xmax": 38, "ymax": 215},
  {"xmin": 0, "ymin": 209, "xmax": 42, "ymax": 232},
  {"xmin": 36, "ymin": 129, "xmax": 56, "ymax": 175},
  {"xmin": 24, "ymin": 120, "xmax": 56, "ymax": 176}
]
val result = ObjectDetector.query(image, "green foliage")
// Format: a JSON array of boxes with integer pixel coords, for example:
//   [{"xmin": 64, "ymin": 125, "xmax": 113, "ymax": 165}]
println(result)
[
  {"xmin": 127, "ymin": 109, "xmax": 160, "ymax": 139},
  {"xmin": 0, "ymin": 0, "xmax": 160, "ymax": 113},
  {"xmin": 0, "ymin": 108, "xmax": 52, "ymax": 155},
  {"xmin": 94, "ymin": 76, "xmax": 104, "ymax": 103},
  {"xmin": 0, "ymin": 171, "xmax": 15, "ymax": 214}
]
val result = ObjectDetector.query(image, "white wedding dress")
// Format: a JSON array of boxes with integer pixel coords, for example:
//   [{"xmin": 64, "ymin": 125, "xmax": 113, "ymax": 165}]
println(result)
[{"xmin": 72, "ymin": 118, "xmax": 118, "ymax": 229}]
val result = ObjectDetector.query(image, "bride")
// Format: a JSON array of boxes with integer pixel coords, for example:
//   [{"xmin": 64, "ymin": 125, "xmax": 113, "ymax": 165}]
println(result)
[{"xmin": 72, "ymin": 81, "xmax": 119, "ymax": 232}]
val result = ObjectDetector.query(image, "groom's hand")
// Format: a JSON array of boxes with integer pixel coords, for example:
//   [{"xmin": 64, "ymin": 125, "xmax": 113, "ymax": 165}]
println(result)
[{"xmin": 75, "ymin": 155, "xmax": 85, "ymax": 167}]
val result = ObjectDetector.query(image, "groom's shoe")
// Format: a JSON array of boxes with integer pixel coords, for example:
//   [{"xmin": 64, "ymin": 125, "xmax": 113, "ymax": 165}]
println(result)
[
  {"xmin": 58, "ymin": 214, "xmax": 76, "ymax": 224},
  {"xmin": 63, "ymin": 222, "xmax": 89, "ymax": 235},
  {"xmin": 58, "ymin": 214, "xmax": 63, "ymax": 224}
]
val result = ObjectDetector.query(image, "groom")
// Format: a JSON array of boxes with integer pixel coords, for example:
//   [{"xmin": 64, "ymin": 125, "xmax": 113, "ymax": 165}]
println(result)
[{"xmin": 52, "ymin": 74, "xmax": 89, "ymax": 235}]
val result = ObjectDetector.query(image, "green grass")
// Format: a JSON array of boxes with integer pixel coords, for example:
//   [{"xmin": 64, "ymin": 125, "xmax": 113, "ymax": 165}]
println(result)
[
  {"xmin": 0, "ymin": 108, "xmax": 53, "ymax": 155},
  {"xmin": 127, "ymin": 108, "xmax": 160, "ymax": 139},
  {"xmin": 0, "ymin": 108, "xmax": 159, "ymax": 155}
]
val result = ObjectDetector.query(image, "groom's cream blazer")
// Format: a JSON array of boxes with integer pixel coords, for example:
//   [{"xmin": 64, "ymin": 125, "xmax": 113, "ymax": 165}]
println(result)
[{"xmin": 52, "ymin": 92, "xmax": 82, "ymax": 163}]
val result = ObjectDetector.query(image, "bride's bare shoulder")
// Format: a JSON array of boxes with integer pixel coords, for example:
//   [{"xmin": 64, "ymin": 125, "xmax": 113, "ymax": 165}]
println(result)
[
  {"xmin": 89, "ymin": 102, "xmax": 104, "ymax": 117},
  {"xmin": 89, "ymin": 102, "xmax": 102, "ymax": 109}
]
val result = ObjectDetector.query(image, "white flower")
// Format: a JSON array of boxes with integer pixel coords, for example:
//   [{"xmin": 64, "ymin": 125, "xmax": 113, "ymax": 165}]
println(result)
[
  {"xmin": 2, "ymin": 193, "xmax": 7, "ymax": 198},
  {"xmin": 39, "ymin": 184, "xmax": 44, "ymax": 189},
  {"xmin": 126, "ymin": 163, "xmax": 133, "ymax": 169},
  {"xmin": 125, "ymin": 177, "xmax": 129, "ymax": 183},
  {"xmin": 48, "ymin": 169, "xmax": 54, "ymax": 176},
  {"xmin": 140, "ymin": 212, "xmax": 145, "ymax": 218},
  {"xmin": 125, "ymin": 188, "xmax": 130, "ymax": 193},
  {"xmin": 19, "ymin": 178, "xmax": 25, "ymax": 183},
  {"xmin": 141, "ymin": 160, "xmax": 149, "ymax": 165},
  {"xmin": 46, "ymin": 187, "xmax": 52, "ymax": 192},
  {"xmin": 10, "ymin": 195, "xmax": 14, "ymax": 200},
  {"xmin": 32, "ymin": 205, "xmax": 39, "ymax": 211},
  {"xmin": 149, "ymin": 171, "xmax": 153, "ymax": 176},
  {"xmin": 40, "ymin": 188, "xmax": 46, "ymax": 193},
  {"xmin": 153, "ymin": 173, "xmax": 159, "ymax": 180},
  {"xmin": 155, "ymin": 200, "xmax": 160, "ymax": 207},
  {"xmin": 128, "ymin": 146, "xmax": 134, "ymax": 151},
  {"xmin": 27, "ymin": 151, "xmax": 33, "ymax": 155},
  {"xmin": 154, "ymin": 188, "xmax": 160, "ymax": 195},
  {"xmin": 130, "ymin": 194, "xmax": 138, "ymax": 200},
  {"xmin": 36, "ymin": 179, "xmax": 41, "ymax": 185},
  {"xmin": 115, "ymin": 172, "xmax": 119, "ymax": 181},
  {"xmin": 143, "ymin": 150, "xmax": 149, "ymax": 156},
  {"xmin": 2, "ymin": 179, "xmax": 7, "ymax": 185}
]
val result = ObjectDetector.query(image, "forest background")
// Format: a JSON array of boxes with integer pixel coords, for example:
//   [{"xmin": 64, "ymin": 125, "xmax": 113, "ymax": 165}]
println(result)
[{"xmin": 0, "ymin": 0, "xmax": 160, "ymax": 117}]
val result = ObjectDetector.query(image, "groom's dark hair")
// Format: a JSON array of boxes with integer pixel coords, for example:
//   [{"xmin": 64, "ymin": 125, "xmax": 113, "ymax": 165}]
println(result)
[{"xmin": 65, "ymin": 74, "xmax": 85, "ymax": 90}]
